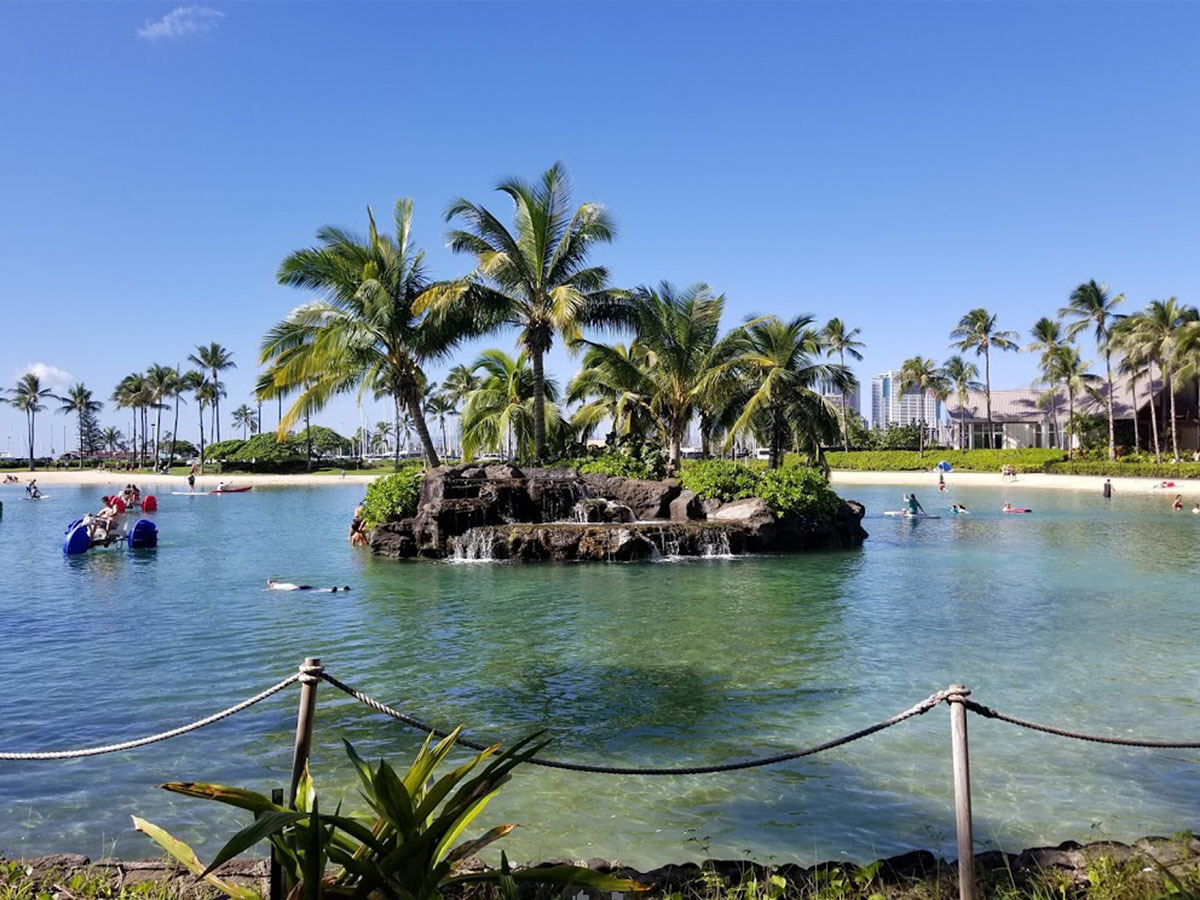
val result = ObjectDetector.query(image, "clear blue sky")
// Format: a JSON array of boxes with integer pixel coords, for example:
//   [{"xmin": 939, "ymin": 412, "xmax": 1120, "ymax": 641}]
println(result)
[{"xmin": 2, "ymin": 1, "xmax": 1198, "ymax": 454}]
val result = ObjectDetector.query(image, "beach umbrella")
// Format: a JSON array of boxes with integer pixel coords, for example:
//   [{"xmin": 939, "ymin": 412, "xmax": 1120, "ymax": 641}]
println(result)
[{"xmin": 935, "ymin": 460, "xmax": 953, "ymax": 472}]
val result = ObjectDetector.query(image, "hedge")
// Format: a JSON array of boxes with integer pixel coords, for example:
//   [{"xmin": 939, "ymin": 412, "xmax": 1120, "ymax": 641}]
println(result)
[
  {"xmin": 825, "ymin": 449, "xmax": 1066, "ymax": 473},
  {"xmin": 1046, "ymin": 461, "xmax": 1200, "ymax": 478}
]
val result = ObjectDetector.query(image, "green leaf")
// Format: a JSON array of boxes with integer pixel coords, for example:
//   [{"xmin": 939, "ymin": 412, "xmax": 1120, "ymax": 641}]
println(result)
[
  {"xmin": 159, "ymin": 782, "xmax": 284, "ymax": 815},
  {"xmin": 201, "ymin": 811, "xmax": 308, "ymax": 876},
  {"xmin": 131, "ymin": 817, "xmax": 262, "ymax": 900}
]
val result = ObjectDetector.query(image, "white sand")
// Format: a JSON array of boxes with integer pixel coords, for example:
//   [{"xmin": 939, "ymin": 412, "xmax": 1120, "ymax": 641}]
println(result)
[{"xmin": 831, "ymin": 469, "xmax": 1200, "ymax": 495}]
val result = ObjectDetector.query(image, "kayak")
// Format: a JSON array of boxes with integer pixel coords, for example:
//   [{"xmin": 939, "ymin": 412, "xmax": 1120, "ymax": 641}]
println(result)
[
  {"xmin": 1002, "ymin": 508, "xmax": 1033, "ymax": 514},
  {"xmin": 211, "ymin": 486, "xmax": 252, "ymax": 494}
]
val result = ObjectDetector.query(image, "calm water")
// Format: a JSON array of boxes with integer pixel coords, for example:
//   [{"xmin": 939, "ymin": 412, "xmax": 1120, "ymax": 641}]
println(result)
[{"xmin": 1, "ymin": 479, "xmax": 1198, "ymax": 867}]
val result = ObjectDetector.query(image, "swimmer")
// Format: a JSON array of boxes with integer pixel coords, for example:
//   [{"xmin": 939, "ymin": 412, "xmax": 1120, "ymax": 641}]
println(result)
[
  {"xmin": 1002, "ymin": 502, "xmax": 1013, "ymax": 512},
  {"xmin": 1192, "ymin": 503, "xmax": 1199, "ymax": 515},
  {"xmin": 951, "ymin": 503, "xmax": 968, "ymax": 514},
  {"xmin": 1173, "ymin": 494, "xmax": 1184, "ymax": 511},
  {"xmin": 937, "ymin": 471, "xmax": 946, "ymax": 492},
  {"xmin": 266, "ymin": 580, "xmax": 351, "ymax": 593}
]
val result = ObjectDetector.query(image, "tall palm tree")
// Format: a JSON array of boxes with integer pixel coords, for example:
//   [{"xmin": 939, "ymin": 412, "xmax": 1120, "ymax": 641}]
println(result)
[
  {"xmin": 112, "ymin": 373, "xmax": 153, "ymax": 468},
  {"xmin": 571, "ymin": 282, "xmax": 740, "ymax": 471},
  {"xmin": 1026, "ymin": 317, "xmax": 1067, "ymax": 449},
  {"xmin": 460, "ymin": 349, "xmax": 563, "ymax": 461},
  {"xmin": 1109, "ymin": 318, "xmax": 1148, "ymax": 454},
  {"xmin": 101, "ymin": 427, "xmax": 125, "ymax": 454},
  {"xmin": 268, "ymin": 199, "xmax": 479, "ymax": 468},
  {"xmin": 55, "ymin": 383, "xmax": 102, "ymax": 469},
  {"xmin": 821, "ymin": 318, "xmax": 864, "ymax": 452},
  {"xmin": 424, "ymin": 388, "xmax": 456, "ymax": 458},
  {"xmin": 4, "ymin": 373, "xmax": 54, "ymax": 470},
  {"xmin": 898, "ymin": 356, "xmax": 948, "ymax": 457},
  {"xmin": 144, "ymin": 363, "xmax": 176, "ymax": 467},
  {"xmin": 949, "ymin": 308, "xmax": 1019, "ymax": 449},
  {"xmin": 231, "ymin": 404, "xmax": 257, "ymax": 440},
  {"xmin": 727, "ymin": 314, "xmax": 847, "ymax": 469},
  {"xmin": 164, "ymin": 367, "xmax": 187, "ymax": 469},
  {"xmin": 1044, "ymin": 346, "xmax": 1099, "ymax": 459},
  {"xmin": 568, "ymin": 341, "xmax": 658, "ymax": 444},
  {"xmin": 1059, "ymin": 280, "xmax": 1125, "ymax": 460},
  {"xmin": 1127, "ymin": 298, "xmax": 1200, "ymax": 461},
  {"xmin": 373, "ymin": 420, "xmax": 394, "ymax": 455},
  {"xmin": 942, "ymin": 355, "xmax": 982, "ymax": 449},
  {"xmin": 183, "ymin": 370, "xmax": 212, "ymax": 471},
  {"xmin": 187, "ymin": 343, "xmax": 235, "ymax": 443},
  {"xmin": 433, "ymin": 162, "xmax": 623, "ymax": 461}
]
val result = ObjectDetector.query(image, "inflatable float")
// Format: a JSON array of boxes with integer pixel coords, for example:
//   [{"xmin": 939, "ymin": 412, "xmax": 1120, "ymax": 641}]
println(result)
[
  {"xmin": 1002, "ymin": 508, "xmax": 1033, "ymax": 514},
  {"xmin": 63, "ymin": 518, "xmax": 158, "ymax": 555}
]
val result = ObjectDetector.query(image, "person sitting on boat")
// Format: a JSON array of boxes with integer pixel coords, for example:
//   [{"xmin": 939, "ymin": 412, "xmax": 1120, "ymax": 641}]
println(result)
[
  {"xmin": 26, "ymin": 479, "xmax": 41, "ymax": 499},
  {"xmin": 89, "ymin": 496, "xmax": 121, "ymax": 542},
  {"xmin": 216, "ymin": 481, "xmax": 228, "ymax": 492},
  {"xmin": 905, "ymin": 493, "xmax": 925, "ymax": 516}
]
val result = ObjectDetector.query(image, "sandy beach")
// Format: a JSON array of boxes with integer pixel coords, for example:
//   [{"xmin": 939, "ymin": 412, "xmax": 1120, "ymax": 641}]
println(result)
[{"xmin": 7, "ymin": 466, "xmax": 1200, "ymax": 496}]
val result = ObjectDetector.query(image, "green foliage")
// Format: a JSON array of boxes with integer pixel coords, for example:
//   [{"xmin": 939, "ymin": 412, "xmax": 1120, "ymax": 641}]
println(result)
[
  {"xmin": 1066, "ymin": 412, "xmax": 1107, "ymax": 452},
  {"xmin": 573, "ymin": 436, "xmax": 668, "ymax": 480},
  {"xmin": 1047, "ymin": 460, "xmax": 1200, "ymax": 478},
  {"xmin": 826, "ymin": 449, "xmax": 1066, "ymax": 473},
  {"xmin": 361, "ymin": 465, "xmax": 425, "ymax": 526},
  {"xmin": 298, "ymin": 425, "xmax": 353, "ymax": 458},
  {"xmin": 680, "ymin": 460, "xmax": 763, "ymax": 503},
  {"xmin": 204, "ymin": 439, "xmax": 246, "ymax": 460},
  {"xmin": 134, "ymin": 733, "xmax": 635, "ymax": 900},
  {"xmin": 757, "ymin": 466, "xmax": 842, "ymax": 518}
]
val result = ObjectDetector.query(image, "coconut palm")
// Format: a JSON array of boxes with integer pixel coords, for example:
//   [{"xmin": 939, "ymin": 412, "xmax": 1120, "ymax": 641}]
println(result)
[
  {"xmin": 424, "ymin": 388, "xmax": 457, "ymax": 458},
  {"xmin": 568, "ymin": 341, "xmax": 659, "ymax": 444},
  {"xmin": 4, "ymin": 373, "xmax": 54, "ymax": 470},
  {"xmin": 434, "ymin": 162, "xmax": 623, "ymax": 461},
  {"xmin": 1126, "ymin": 298, "xmax": 1200, "ymax": 461},
  {"xmin": 727, "ymin": 314, "xmax": 847, "ymax": 469},
  {"xmin": 460, "ymin": 349, "xmax": 563, "ymax": 461},
  {"xmin": 144, "ymin": 363, "xmax": 176, "ymax": 468},
  {"xmin": 821, "ymin": 318, "xmax": 864, "ymax": 452},
  {"xmin": 1025, "ymin": 318, "xmax": 1068, "ymax": 449},
  {"xmin": 1043, "ymin": 346, "xmax": 1099, "ymax": 458},
  {"xmin": 183, "ymin": 370, "xmax": 214, "ymax": 471},
  {"xmin": 373, "ymin": 420, "xmax": 393, "ymax": 455},
  {"xmin": 898, "ymin": 356, "xmax": 948, "ymax": 457},
  {"xmin": 231, "ymin": 404, "xmax": 257, "ymax": 440},
  {"xmin": 101, "ymin": 427, "xmax": 125, "ymax": 454},
  {"xmin": 570, "ymin": 282, "xmax": 741, "ymax": 471},
  {"xmin": 55, "ymin": 383, "xmax": 102, "ymax": 468},
  {"xmin": 112, "ymin": 373, "xmax": 153, "ymax": 468},
  {"xmin": 1108, "ymin": 318, "xmax": 1152, "ymax": 455},
  {"xmin": 949, "ymin": 308, "xmax": 1019, "ymax": 449},
  {"xmin": 160, "ymin": 367, "xmax": 188, "ymax": 469},
  {"xmin": 187, "ymin": 343, "xmax": 236, "ymax": 443},
  {"xmin": 267, "ymin": 199, "xmax": 480, "ymax": 469},
  {"xmin": 1059, "ymin": 281, "xmax": 1125, "ymax": 460},
  {"xmin": 942, "ymin": 355, "xmax": 982, "ymax": 449}
]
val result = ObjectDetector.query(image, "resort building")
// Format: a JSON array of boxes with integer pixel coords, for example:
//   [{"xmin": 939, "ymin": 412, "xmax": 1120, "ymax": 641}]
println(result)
[
  {"xmin": 944, "ymin": 372, "xmax": 1200, "ymax": 451},
  {"xmin": 870, "ymin": 370, "xmax": 942, "ymax": 429}
]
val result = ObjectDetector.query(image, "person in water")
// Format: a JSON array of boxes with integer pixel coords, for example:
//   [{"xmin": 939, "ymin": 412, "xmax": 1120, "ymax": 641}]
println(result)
[
  {"xmin": 905, "ymin": 493, "xmax": 925, "ymax": 516},
  {"xmin": 937, "ymin": 471, "xmax": 946, "ymax": 492},
  {"xmin": 1173, "ymin": 494, "xmax": 1184, "ymax": 511},
  {"xmin": 26, "ymin": 479, "xmax": 41, "ymax": 499},
  {"xmin": 1003, "ymin": 502, "xmax": 1013, "ymax": 511},
  {"xmin": 951, "ymin": 503, "xmax": 968, "ymax": 514},
  {"xmin": 1103, "ymin": 478, "xmax": 1112, "ymax": 499},
  {"xmin": 349, "ymin": 501, "xmax": 367, "ymax": 547},
  {"xmin": 267, "ymin": 580, "xmax": 352, "ymax": 592}
]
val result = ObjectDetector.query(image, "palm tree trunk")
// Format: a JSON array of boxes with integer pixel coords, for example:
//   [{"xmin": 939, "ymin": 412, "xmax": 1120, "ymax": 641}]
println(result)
[
  {"xmin": 212, "ymin": 367, "xmax": 221, "ymax": 442},
  {"xmin": 170, "ymin": 392, "xmax": 180, "ymax": 471},
  {"xmin": 440, "ymin": 415, "xmax": 447, "ymax": 458},
  {"xmin": 198, "ymin": 403, "xmax": 206, "ymax": 473},
  {"xmin": 984, "ymin": 347, "xmax": 994, "ymax": 450},
  {"xmin": 918, "ymin": 392, "xmax": 925, "ymax": 457},
  {"xmin": 393, "ymin": 396, "xmax": 401, "ymax": 471},
  {"xmin": 531, "ymin": 349, "xmax": 547, "ymax": 461},
  {"xmin": 155, "ymin": 403, "xmax": 164, "ymax": 469},
  {"xmin": 407, "ymin": 394, "xmax": 441, "ymax": 468},
  {"xmin": 839, "ymin": 348, "xmax": 850, "ymax": 452},
  {"xmin": 1067, "ymin": 389, "xmax": 1075, "ymax": 458},
  {"xmin": 1130, "ymin": 372, "xmax": 1140, "ymax": 452},
  {"xmin": 78, "ymin": 413, "xmax": 84, "ymax": 470},
  {"xmin": 27, "ymin": 410, "xmax": 35, "ymax": 471},
  {"xmin": 1105, "ymin": 349, "xmax": 1116, "ymax": 460},
  {"xmin": 305, "ymin": 405, "xmax": 312, "ymax": 472},
  {"xmin": 1148, "ymin": 369, "xmax": 1161, "ymax": 462},
  {"xmin": 1169, "ymin": 371, "xmax": 1180, "ymax": 461}
]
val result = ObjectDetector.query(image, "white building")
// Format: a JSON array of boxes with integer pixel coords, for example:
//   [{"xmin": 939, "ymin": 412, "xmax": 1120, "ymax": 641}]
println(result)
[
  {"xmin": 816, "ymin": 377, "xmax": 861, "ymax": 422},
  {"xmin": 870, "ymin": 371, "xmax": 942, "ymax": 429}
]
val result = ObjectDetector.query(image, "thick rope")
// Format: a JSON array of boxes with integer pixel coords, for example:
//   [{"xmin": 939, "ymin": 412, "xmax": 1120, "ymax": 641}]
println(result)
[
  {"xmin": 318, "ymin": 672, "xmax": 955, "ymax": 775},
  {"xmin": 964, "ymin": 699, "xmax": 1200, "ymax": 748},
  {"xmin": 0, "ymin": 673, "xmax": 300, "ymax": 761}
]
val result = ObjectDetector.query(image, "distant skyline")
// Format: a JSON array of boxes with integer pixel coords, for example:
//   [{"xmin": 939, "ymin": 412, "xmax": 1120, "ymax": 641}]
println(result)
[{"xmin": 2, "ymin": 1, "xmax": 1198, "ymax": 455}]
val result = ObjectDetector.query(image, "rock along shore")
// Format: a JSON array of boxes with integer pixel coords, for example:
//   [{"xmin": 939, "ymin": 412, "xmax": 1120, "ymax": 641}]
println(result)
[{"xmin": 368, "ymin": 464, "xmax": 868, "ymax": 561}]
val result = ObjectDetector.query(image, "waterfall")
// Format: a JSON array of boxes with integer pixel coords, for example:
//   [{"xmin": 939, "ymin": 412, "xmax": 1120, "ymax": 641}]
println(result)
[
  {"xmin": 699, "ymin": 528, "xmax": 734, "ymax": 558},
  {"xmin": 450, "ymin": 527, "xmax": 497, "ymax": 562}
]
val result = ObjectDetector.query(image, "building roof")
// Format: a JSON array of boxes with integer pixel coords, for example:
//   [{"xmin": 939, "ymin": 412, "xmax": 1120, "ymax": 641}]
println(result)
[{"xmin": 944, "ymin": 370, "xmax": 1174, "ymax": 423}]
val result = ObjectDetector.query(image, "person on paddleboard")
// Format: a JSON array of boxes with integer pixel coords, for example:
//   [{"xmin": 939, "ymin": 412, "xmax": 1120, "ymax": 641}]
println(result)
[{"xmin": 905, "ymin": 493, "xmax": 926, "ymax": 516}]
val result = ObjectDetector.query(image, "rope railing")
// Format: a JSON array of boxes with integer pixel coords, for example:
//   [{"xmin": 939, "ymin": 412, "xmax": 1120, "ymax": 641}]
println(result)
[{"xmin": 2, "ymin": 659, "xmax": 1197, "ymax": 900}]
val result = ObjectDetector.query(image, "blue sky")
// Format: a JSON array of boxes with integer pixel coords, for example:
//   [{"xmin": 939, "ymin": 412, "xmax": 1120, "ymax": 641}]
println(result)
[{"xmin": 2, "ymin": 1, "xmax": 1198, "ymax": 454}]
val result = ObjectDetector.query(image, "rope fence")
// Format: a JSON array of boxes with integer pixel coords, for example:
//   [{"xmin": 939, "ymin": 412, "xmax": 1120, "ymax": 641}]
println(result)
[{"xmin": 2, "ymin": 658, "xmax": 1197, "ymax": 900}]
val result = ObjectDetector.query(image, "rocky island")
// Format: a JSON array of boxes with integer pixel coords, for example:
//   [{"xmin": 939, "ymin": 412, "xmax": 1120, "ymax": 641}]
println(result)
[{"xmin": 368, "ymin": 464, "xmax": 867, "ymax": 561}]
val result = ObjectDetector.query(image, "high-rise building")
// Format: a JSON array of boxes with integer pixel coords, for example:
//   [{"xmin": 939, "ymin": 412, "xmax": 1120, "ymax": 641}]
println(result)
[
  {"xmin": 816, "ymin": 377, "xmax": 861, "ymax": 423},
  {"xmin": 870, "ymin": 371, "xmax": 942, "ymax": 429}
]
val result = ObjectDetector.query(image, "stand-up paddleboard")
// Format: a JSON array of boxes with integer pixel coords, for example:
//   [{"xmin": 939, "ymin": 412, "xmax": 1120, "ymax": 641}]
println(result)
[
  {"xmin": 210, "ymin": 486, "xmax": 252, "ymax": 494},
  {"xmin": 884, "ymin": 510, "xmax": 941, "ymax": 519},
  {"xmin": 171, "ymin": 491, "xmax": 210, "ymax": 495}
]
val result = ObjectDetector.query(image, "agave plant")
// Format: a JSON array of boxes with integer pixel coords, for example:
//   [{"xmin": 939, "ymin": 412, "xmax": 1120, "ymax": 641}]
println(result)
[{"xmin": 134, "ymin": 730, "xmax": 636, "ymax": 900}]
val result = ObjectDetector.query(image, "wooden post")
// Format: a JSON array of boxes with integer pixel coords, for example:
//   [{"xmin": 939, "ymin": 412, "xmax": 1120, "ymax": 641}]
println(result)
[
  {"xmin": 269, "ymin": 788, "xmax": 283, "ymax": 900},
  {"xmin": 948, "ymin": 685, "xmax": 976, "ymax": 900},
  {"xmin": 289, "ymin": 657, "xmax": 322, "ymax": 809}
]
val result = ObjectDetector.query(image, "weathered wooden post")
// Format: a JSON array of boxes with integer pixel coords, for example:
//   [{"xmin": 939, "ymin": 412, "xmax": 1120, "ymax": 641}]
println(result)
[
  {"xmin": 269, "ymin": 788, "xmax": 283, "ymax": 900},
  {"xmin": 947, "ymin": 684, "xmax": 976, "ymax": 900},
  {"xmin": 289, "ymin": 658, "xmax": 322, "ymax": 809}
]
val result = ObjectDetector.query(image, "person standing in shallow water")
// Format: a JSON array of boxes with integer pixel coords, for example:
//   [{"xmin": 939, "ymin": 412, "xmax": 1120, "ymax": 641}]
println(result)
[{"xmin": 1103, "ymin": 478, "xmax": 1112, "ymax": 499}]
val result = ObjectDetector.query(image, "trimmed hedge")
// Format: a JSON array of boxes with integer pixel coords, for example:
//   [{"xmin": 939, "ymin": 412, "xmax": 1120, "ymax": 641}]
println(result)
[
  {"xmin": 826, "ymin": 449, "xmax": 1066, "ymax": 473},
  {"xmin": 1046, "ymin": 461, "xmax": 1200, "ymax": 478}
]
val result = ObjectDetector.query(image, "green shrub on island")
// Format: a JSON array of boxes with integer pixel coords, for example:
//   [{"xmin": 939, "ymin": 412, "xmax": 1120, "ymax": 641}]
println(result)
[
  {"xmin": 203, "ymin": 439, "xmax": 246, "ymax": 461},
  {"xmin": 361, "ymin": 464, "xmax": 424, "ymax": 525},
  {"xmin": 758, "ymin": 466, "xmax": 843, "ymax": 518},
  {"xmin": 680, "ymin": 459, "xmax": 763, "ymax": 503},
  {"xmin": 576, "ymin": 452, "xmax": 660, "ymax": 480}
]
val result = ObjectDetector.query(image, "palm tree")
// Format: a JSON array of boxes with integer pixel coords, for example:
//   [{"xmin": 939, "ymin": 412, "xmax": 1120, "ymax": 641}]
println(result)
[
  {"xmin": 424, "ymin": 388, "xmax": 456, "ymax": 459},
  {"xmin": 372, "ymin": 420, "xmax": 393, "ymax": 455},
  {"xmin": 727, "ymin": 314, "xmax": 847, "ymax": 469},
  {"xmin": 101, "ymin": 427, "xmax": 125, "ymax": 454},
  {"xmin": 231, "ymin": 404, "xmax": 257, "ymax": 440},
  {"xmin": 112, "ymin": 373, "xmax": 153, "ymax": 468},
  {"xmin": 55, "ymin": 383, "xmax": 102, "ymax": 469},
  {"xmin": 949, "ymin": 308, "xmax": 1019, "ymax": 449},
  {"xmin": 460, "ymin": 349, "xmax": 563, "ymax": 460},
  {"xmin": 568, "ymin": 341, "xmax": 658, "ymax": 444},
  {"xmin": 164, "ymin": 367, "xmax": 187, "ymax": 469},
  {"xmin": 268, "ymin": 199, "xmax": 479, "ymax": 469},
  {"xmin": 942, "ymin": 355, "xmax": 982, "ymax": 449},
  {"xmin": 1026, "ymin": 317, "xmax": 1067, "ymax": 449},
  {"xmin": 1126, "ymin": 298, "xmax": 1200, "ymax": 461},
  {"xmin": 187, "ymin": 343, "xmax": 236, "ymax": 443},
  {"xmin": 434, "ymin": 162, "xmax": 623, "ymax": 461},
  {"xmin": 898, "ymin": 357, "xmax": 948, "ymax": 457},
  {"xmin": 571, "ymin": 282, "xmax": 740, "ymax": 471},
  {"xmin": 4, "ymin": 373, "xmax": 54, "ymax": 470},
  {"xmin": 1109, "ymin": 318, "xmax": 1149, "ymax": 454},
  {"xmin": 144, "ymin": 363, "xmax": 176, "ymax": 468},
  {"xmin": 183, "ymin": 370, "xmax": 212, "ymax": 471},
  {"xmin": 821, "ymin": 318, "xmax": 865, "ymax": 451},
  {"xmin": 1044, "ymin": 346, "xmax": 1099, "ymax": 458},
  {"xmin": 1059, "ymin": 281, "xmax": 1125, "ymax": 460}
]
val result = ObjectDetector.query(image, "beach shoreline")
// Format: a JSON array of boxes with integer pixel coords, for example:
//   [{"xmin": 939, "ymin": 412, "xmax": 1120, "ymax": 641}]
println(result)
[{"xmin": 7, "ymin": 466, "xmax": 1200, "ymax": 495}]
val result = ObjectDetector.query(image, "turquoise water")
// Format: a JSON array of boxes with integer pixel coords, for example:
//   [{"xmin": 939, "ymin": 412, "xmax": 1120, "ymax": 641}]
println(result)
[{"xmin": 1, "ymin": 480, "xmax": 1198, "ymax": 867}]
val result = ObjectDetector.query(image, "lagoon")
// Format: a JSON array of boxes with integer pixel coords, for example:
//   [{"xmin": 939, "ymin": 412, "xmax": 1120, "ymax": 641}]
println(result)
[{"xmin": 1, "ymin": 480, "xmax": 1198, "ymax": 867}]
